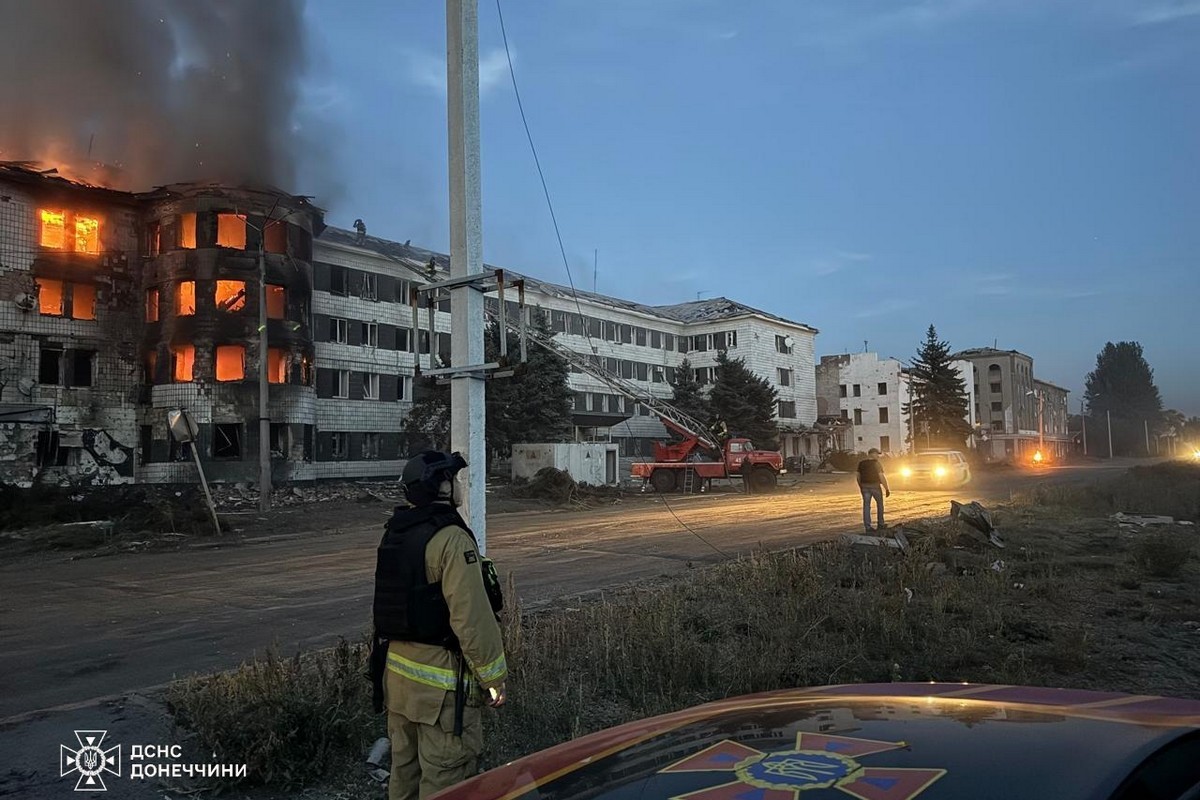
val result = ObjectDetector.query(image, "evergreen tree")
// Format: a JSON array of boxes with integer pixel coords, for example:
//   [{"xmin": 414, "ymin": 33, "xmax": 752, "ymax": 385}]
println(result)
[
  {"xmin": 669, "ymin": 357, "xmax": 712, "ymax": 427},
  {"xmin": 400, "ymin": 376, "xmax": 450, "ymax": 455},
  {"xmin": 1084, "ymin": 341, "xmax": 1162, "ymax": 456},
  {"xmin": 485, "ymin": 308, "xmax": 573, "ymax": 459},
  {"xmin": 903, "ymin": 325, "xmax": 971, "ymax": 449},
  {"xmin": 709, "ymin": 350, "xmax": 779, "ymax": 450},
  {"xmin": 401, "ymin": 308, "xmax": 574, "ymax": 462}
]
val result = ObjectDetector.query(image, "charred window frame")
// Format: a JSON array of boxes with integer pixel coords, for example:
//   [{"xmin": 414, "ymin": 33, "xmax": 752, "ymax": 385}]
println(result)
[
  {"xmin": 360, "ymin": 272, "xmax": 378, "ymax": 301},
  {"xmin": 212, "ymin": 423, "xmax": 242, "ymax": 460},
  {"xmin": 35, "ymin": 278, "xmax": 65, "ymax": 316},
  {"xmin": 362, "ymin": 433, "xmax": 380, "ymax": 460},
  {"xmin": 330, "ymin": 318, "xmax": 348, "ymax": 344},
  {"xmin": 330, "ymin": 432, "xmax": 348, "ymax": 460},
  {"xmin": 362, "ymin": 372, "xmax": 380, "ymax": 400},
  {"xmin": 71, "ymin": 350, "xmax": 95, "ymax": 387},
  {"xmin": 146, "ymin": 288, "xmax": 160, "ymax": 322},
  {"xmin": 39, "ymin": 346, "xmax": 62, "ymax": 385},
  {"xmin": 266, "ymin": 285, "xmax": 286, "ymax": 320},
  {"xmin": 270, "ymin": 423, "xmax": 289, "ymax": 459}
]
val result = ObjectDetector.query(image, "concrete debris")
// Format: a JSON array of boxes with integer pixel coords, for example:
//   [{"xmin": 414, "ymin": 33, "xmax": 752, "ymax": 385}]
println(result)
[
  {"xmin": 842, "ymin": 533, "xmax": 905, "ymax": 551},
  {"xmin": 207, "ymin": 481, "xmax": 404, "ymax": 511},
  {"xmin": 1110, "ymin": 512, "xmax": 1193, "ymax": 528},
  {"xmin": 950, "ymin": 500, "xmax": 1005, "ymax": 548},
  {"xmin": 990, "ymin": 559, "xmax": 1006, "ymax": 572}
]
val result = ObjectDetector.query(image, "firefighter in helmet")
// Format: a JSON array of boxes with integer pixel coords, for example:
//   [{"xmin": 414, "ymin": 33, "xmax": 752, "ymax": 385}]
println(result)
[{"xmin": 370, "ymin": 451, "xmax": 508, "ymax": 800}]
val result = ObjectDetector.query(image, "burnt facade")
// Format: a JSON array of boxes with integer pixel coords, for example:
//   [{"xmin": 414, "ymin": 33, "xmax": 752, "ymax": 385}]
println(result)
[{"xmin": 0, "ymin": 163, "xmax": 323, "ymax": 487}]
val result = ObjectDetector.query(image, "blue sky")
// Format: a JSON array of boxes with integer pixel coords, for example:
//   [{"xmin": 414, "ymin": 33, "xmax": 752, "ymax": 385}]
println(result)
[{"xmin": 298, "ymin": 1, "xmax": 1200, "ymax": 416}]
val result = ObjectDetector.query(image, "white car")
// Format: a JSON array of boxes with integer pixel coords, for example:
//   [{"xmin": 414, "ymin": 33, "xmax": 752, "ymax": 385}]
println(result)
[{"xmin": 895, "ymin": 449, "xmax": 971, "ymax": 488}]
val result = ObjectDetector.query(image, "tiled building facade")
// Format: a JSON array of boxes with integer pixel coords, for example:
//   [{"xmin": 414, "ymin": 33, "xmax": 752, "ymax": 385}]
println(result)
[{"xmin": 1, "ymin": 164, "xmax": 818, "ymax": 486}]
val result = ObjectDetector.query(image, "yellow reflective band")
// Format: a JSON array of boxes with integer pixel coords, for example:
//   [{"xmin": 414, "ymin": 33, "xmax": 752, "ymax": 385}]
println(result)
[
  {"xmin": 386, "ymin": 652, "xmax": 457, "ymax": 691},
  {"xmin": 474, "ymin": 653, "xmax": 508, "ymax": 684}
]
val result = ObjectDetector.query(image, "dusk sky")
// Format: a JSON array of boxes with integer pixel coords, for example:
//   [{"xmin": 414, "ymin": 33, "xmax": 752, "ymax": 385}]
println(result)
[{"xmin": 298, "ymin": 1, "xmax": 1200, "ymax": 416}]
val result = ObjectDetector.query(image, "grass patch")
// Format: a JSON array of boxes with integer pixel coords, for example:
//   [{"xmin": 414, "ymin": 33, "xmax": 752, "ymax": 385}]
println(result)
[
  {"xmin": 1132, "ymin": 531, "xmax": 1197, "ymax": 579},
  {"xmin": 165, "ymin": 640, "xmax": 379, "ymax": 792},
  {"xmin": 1012, "ymin": 462, "xmax": 1200, "ymax": 521}
]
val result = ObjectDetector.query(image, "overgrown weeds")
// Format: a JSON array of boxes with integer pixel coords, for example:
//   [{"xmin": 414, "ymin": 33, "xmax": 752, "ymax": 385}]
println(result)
[
  {"xmin": 1133, "ymin": 531, "xmax": 1196, "ymax": 578},
  {"xmin": 166, "ymin": 639, "xmax": 378, "ymax": 792},
  {"xmin": 1013, "ymin": 462, "xmax": 1200, "ymax": 521}
]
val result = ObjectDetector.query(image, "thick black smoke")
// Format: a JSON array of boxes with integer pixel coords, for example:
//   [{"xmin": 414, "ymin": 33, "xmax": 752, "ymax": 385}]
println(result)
[{"xmin": 0, "ymin": 0, "xmax": 310, "ymax": 190}]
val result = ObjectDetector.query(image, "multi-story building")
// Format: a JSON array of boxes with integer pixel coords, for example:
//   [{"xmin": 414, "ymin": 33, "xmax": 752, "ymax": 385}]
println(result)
[
  {"xmin": 952, "ymin": 347, "xmax": 1071, "ymax": 460},
  {"xmin": 509, "ymin": 277, "xmax": 819, "ymax": 457},
  {"xmin": 0, "ymin": 163, "xmax": 818, "ymax": 486},
  {"xmin": 815, "ymin": 352, "xmax": 975, "ymax": 455}
]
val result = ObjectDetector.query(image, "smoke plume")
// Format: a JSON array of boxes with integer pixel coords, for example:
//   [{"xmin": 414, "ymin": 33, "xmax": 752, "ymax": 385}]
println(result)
[{"xmin": 0, "ymin": 0, "xmax": 311, "ymax": 191}]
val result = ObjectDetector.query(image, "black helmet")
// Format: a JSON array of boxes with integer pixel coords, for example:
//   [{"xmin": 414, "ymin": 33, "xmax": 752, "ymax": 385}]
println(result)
[{"xmin": 402, "ymin": 450, "xmax": 467, "ymax": 505}]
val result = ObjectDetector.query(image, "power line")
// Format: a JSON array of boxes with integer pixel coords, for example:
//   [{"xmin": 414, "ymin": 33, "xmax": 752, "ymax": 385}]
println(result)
[{"xmin": 494, "ymin": 0, "xmax": 730, "ymax": 561}]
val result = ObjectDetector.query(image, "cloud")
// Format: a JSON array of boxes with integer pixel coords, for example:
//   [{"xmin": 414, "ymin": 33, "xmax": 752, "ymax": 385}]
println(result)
[
  {"xmin": 798, "ymin": 0, "xmax": 992, "ymax": 51},
  {"xmin": 806, "ymin": 249, "xmax": 873, "ymax": 276},
  {"xmin": 1132, "ymin": 0, "xmax": 1200, "ymax": 25},
  {"xmin": 854, "ymin": 299, "xmax": 917, "ymax": 319},
  {"xmin": 405, "ymin": 47, "xmax": 512, "ymax": 98}
]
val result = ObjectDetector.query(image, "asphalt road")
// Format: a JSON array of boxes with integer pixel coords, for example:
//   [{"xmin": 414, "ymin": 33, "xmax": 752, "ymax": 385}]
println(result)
[{"xmin": 0, "ymin": 463, "xmax": 1129, "ymax": 722}]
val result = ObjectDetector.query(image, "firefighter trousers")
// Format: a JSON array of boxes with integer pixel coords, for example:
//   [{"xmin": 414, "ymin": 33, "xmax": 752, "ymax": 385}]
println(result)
[{"xmin": 387, "ymin": 692, "xmax": 482, "ymax": 800}]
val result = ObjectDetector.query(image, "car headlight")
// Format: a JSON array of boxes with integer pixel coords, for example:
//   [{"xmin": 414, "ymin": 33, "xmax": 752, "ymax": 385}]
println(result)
[
  {"xmin": 900, "ymin": 467, "xmax": 912, "ymax": 477},
  {"xmin": 934, "ymin": 466, "xmax": 947, "ymax": 477}
]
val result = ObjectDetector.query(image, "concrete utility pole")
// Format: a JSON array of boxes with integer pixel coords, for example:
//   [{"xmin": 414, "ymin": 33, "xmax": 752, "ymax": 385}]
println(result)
[
  {"xmin": 1144, "ymin": 419, "xmax": 1151, "ymax": 454},
  {"xmin": 1107, "ymin": 410, "xmax": 1113, "ymax": 459},
  {"xmin": 257, "ymin": 238, "xmax": 271, "ymax": 512},
  {"xmin": 446, "ymin": 0, "xmax": 487, "ymax": 551},
  {"xmin": 1081, "ymin": 399, "xmax": 1087, "ymax": 455}
]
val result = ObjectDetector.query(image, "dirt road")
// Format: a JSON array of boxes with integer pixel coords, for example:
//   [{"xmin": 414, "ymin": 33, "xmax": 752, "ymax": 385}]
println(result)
[{"xmin": 0, "ymin": 463, "xmax": 1127, "ymax": 721}]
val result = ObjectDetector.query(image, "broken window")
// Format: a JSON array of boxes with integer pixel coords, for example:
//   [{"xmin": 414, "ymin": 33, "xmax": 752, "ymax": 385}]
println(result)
[
  {"xmin": 75, "ymin": 216, "xmax": 100, "ymax": 254},
  {"xmin": 839, "ymin": 384, "xmax": 848, "ymax": 398},
  {"xmin": 330, "ymin": 432, "xmax": 348, "ymax": 460},
  {"xmin": 854, "ymin": 408, "xmax": 864, "ymax": 425},
  {"xmin": 71, "ymin": 283, "xmax": 96, "ymax": 320},
  {"xmin": 776, "ymin": 335, "xmax": 790, "ymax": 354},
  {"xmin": 180, "ymin": 213, "xmax": 197, "ymax": 249},
  {"xmin": 360, "ymin": 272, "xmax": 378, "ymax": 300},
  {"xmin": 395, "ymin": 279, "xmax": 412, "ymax": 304},
  {"xmin": 145, "ymin": 351, "xmax": 157, "ymax": 384},
  {"xmin": 879, "ymin": 407, "xmax": 889, "ymax": 424},
  {"xmin": 853, "ymin": 384, "xmax": 862, "ymax": 397},
  {"xmin": 39, "ymin": 347, "xmax": 62, "ymax": 384},
  {"xmin": 880, "ymin": 435, "xmax": 891, "ymax": 451},
  {"xmin": 266, "ymin": 285, "xmax": 286, "ymax": 319},
  {"xmin": 778, "ymin": 401, "xmax": 797, "ymax": 419},
  {"xmin": 215, "ymin": 345, "xmax": 245, "ymax": 381},
  {"xmin": 40, "ymin": 209, "xmax": 66, "ymax": 249},
  {"xmin": 362, "ymin": 372, "xmax": 380, "ymax": 399},
  {"xmin": 270, "ymin": 423, "xmax": 289, "ymax": 458},
  {"xmin": 778, "ymin": 368, "xmax": 792, "ymax": 386},
  {"xmin": 172, "ymin": 344, "xmax": 195, "ymax": 382},
  {"xmin": 216, "ymin": 214, "xmax": 247, "ymax": 249},
  {"xmin": 177, "ymin": 281, "xmax": 196, "ymax": 315},
  {"xmin": 652, "ymin": 366, "xmax": 665, "ymax": 384},
  {"xmin": 215, "ymin": 280, "xmax": 247, "ymax": 312},
  {"xmin": 329, "ymin": 265, "xmax": 348, "ymax": 295},
  {"xmin": 362, "ymin": 322, "xmax": 378, "ymax": 347},
  {"xmin": 71, "ymin": 350, "xmax": 95, "ymax": 387},
  {"xmin": 330, "ymin": 318, "xmax": 348, "ymax": 344},
  {"xmin": 146, "ymin": 288, "xmax": 160, "ymax": 322},
  {"xmin": 335, "ymin": 370, "xmax": 350, "ymax": 398},
  {"xmin": 213, "ymin": 423, "xmax": 242, "ymax": 459},
  {"xmin": 147, "ymin": 222, "xmax": 161, "ymax": 256},
  {"xmin": 264, "ymin": 221, "xmax": 288, "ymax": 254},
  {"xmin": 635, "ymin": 362, "xmax": 648, "ymax": 381},
  {"xmin": 36, "ymin": 278, "xmax": 65, "ymax": 315},
  {"xmin": 397, "ymin": 376, "xmax": 408, "ymax": 401},
  {"xmin": 268, "ymin": 348, "xmax": 288, "ymax": 384},
  {"xmin": 395, "ymin": 328, "xmax": 410, "ymax": 352},
  {"xmin": 729, "ymin": 330, "xmax": 738, "ymax": 348},
  {"xmin": 991, "ymin": 401, "xmax": 1003, "ymax": 412},
  {"xmin": 362, "ymin": 433, "xmax": 380, "ymax": 459}
]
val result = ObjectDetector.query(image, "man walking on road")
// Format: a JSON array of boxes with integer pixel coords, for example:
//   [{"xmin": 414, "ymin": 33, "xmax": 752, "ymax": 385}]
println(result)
[
  {"xmin": 370, "ymin": 451, "xmax": 508, "ymax": 800},
  {"xmin": 856, "ymin": 448, "xmax": 890, "ymax": 532}
]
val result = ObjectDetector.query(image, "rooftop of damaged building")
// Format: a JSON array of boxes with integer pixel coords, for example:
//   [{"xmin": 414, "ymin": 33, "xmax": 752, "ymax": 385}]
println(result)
[
  {"xmin": 318, "ymin": 224, "xmax": 818, "ymax": 332},
  {"xmin": 0, "ymin": 160, "xmax": 139, "ymax": 203},
  {"xmin": 951, "ymin": 346, "xmax": 1033, "ymax": 360}
]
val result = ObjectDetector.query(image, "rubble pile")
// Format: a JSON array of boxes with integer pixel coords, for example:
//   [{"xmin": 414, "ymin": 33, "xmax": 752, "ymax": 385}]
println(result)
[
  {"xmin": 0, "ymin": 484, "xmax": 215, "ymax": 539},
  {"xmin": 209, "ymin": 481, "xmax": 404, "ymax": 511}
]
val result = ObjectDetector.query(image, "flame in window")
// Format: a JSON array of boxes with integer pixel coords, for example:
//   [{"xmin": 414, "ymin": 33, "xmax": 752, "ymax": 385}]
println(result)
[
  {"xmin": 268, "ymin": 348, "xmax": 288, "ymax": 384},
  {"xmin": 215, "ymin": 345, "xmax": 246, "ymax": 381},
  {"xmin": 36, "ymin": 278, "xmax": 64, "ymax": 315},
  {"xmin": 178, "ymin": 281, "xmax": 196, "ymax": 315},
  {"xmin": 180, "ymin": 213, "xmax": 197, "ymax": 249},
  {"xmin": 216, "ymin": 280, "xmax": 247, "ymax": 312},
  {"xmin": 217, "ymin": 214, "xmax": 247, "ymax": 249},
  {"xmin": 173, "ymin": 345, "xmax": 195, "ymax": 382},
  {"xmin": 266, "ymin": 285, "xmax": 286, "ymax": 319},
  {"xmin": 40, "ymin": 210, "xmax": 66, "ymax": 249},
  {"xmin": 75, "ymin": 216, "xmax": 100, "ymax": 254}
]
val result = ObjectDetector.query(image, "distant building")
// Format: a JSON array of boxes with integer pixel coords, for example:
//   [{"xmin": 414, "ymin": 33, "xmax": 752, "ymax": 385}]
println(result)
[
  {"xmin": 815, "ymin": 352, "xmax": 974, "ymax": 454},
  {"xmin": 951, "ymin": 347, "xmax": 1071, "ymax": 460}
]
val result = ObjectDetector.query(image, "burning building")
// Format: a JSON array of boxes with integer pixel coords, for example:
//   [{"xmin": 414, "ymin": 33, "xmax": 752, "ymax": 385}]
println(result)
[{"xmin": 0, "ymin": 162, "xmax": 324, "ymax": 486}]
